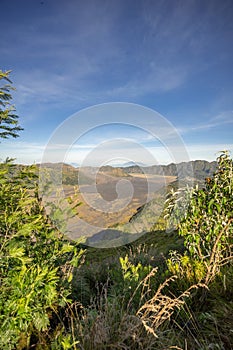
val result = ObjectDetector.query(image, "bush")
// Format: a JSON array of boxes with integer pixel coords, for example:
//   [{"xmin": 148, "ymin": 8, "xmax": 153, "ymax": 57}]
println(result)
[
  {"xmin": 166, "ymin": 151, "xmax": 233, "ymax": 284},
  {"xmin": 0, "ymin": 161, "xmax": 84, "ymax": 349}
]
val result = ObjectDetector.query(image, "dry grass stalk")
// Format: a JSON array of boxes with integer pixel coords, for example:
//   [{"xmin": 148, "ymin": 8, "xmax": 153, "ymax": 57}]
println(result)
[
  {"xmin": 72, "ymin": 268, "xmax": 206, "ymax": 349},
  {"xmin": 205, "ymin": 218, "xmax": 233, "ymax": 284},
  {"xmin": 137, "ymin": 275, "xmax": 205, "ymax": 338}
]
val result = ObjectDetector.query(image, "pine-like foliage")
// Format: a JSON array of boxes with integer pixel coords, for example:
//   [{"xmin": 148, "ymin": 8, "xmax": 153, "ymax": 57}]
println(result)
[{"xmin": 0, "ymin": 70, "xmax": 23, "ymax": 139}]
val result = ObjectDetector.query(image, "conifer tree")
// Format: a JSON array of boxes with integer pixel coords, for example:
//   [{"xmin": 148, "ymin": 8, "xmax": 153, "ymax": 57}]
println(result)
[{"xmin": 0, "ymin": 70, "xmax": 23, "ymax": 139}]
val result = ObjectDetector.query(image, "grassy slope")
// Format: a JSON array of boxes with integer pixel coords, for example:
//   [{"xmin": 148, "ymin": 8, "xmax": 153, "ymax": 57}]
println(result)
[{"xmin": 2, "ymin": 161, "xmax": 232, "ymax": 349}]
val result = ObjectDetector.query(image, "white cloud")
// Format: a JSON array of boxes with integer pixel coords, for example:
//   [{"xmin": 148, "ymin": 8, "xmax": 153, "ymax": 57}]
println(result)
[
  {"xmin": 212, "ymin": 110, "xmax": 233, "ymax": 124},
  {"xmin": 9, "ymin": 0, "xmax": 202, "ymax": 115},
  {"xmin": 107, "ymin": 65, "xmax": 188, "ymax": 99},
  {"xmin": 178, "ymin": 110, "xmax": 233, "ymax": 134}
]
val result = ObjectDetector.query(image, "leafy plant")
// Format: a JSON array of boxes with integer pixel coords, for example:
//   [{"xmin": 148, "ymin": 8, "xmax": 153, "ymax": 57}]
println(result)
[
  {"xmin": 0, "ymin": 161, "xmax": 84, "ymax": 349},
  {"xmin": 165, "ymin": 150, "xmax": 233, "ymax": 284},
  {"xmin": 1, "ymin": 72, "xmax": 232, "ymax": 349}
]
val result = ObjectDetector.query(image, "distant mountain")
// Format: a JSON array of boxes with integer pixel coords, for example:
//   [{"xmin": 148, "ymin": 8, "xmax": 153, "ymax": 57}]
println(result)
[
  {"xmin": 121, "ymin": 161, "xmax": 148, "ymax": 167},
  {"xmin": 37, "ymin": 159, "xmax": 217, "ymax": 186},
  {"xmin": 122, "ymin": 160, "xmax": 217, "ymax": 180},
  {"xmin": 69, "ymin": 162, "xmax": 80, "ymax": 168},
  {"xmin": 36, "ymin": 159, "xmax": 219, "ymax": 246},
  {"xmin": 99, "ymin": 165, "xmax": 129, "ymax": 177},
  {"xmin": 38, "ymin": 162, "xmax": 74, "ymax": 170}
]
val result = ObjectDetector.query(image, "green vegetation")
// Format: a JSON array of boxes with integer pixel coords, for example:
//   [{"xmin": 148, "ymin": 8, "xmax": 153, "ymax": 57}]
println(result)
[
  {"xmin": 1, "ymin": 70, "xmax": 232, "ymax": 349},
  {"xmin": 0, "ymin": 161, "xmax": 84, "ymax": 349},
  {"xmin": 0, "ymin": 70, "xmax": 23, "ymax": 139},
  {"xmin": 166, "ymin": 150, "xmax": 233, "ymax": 284}
]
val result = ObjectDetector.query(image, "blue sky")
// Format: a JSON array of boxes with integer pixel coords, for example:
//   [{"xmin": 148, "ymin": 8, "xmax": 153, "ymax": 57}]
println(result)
[{"xmin": 1, "ymin": 0, "xmax": 233, "ymax": 165}]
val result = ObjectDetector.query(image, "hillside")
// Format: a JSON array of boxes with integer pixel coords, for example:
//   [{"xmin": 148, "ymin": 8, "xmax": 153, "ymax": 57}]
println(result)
[
  {"xmin": 1, "ymin": 152, "xmax": 232, "ymax": 349},
  {"xmin": 36, "ymin": 159, "xmax": 218, "ymax": 246},
  {"xmin": 38, "ymin": 159, "xmax": 217, "ymax": 185},
  {"xmin": 122, "ymin": 159, "xmax": 217, "ymax": 180}
]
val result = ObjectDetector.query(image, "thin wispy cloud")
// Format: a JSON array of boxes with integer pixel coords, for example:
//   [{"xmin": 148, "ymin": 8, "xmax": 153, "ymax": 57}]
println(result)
[
  {"xmin": 9, "ymin": 1, "xmax": 206, "ymax": 108},
  {"xmin": 178, "ymin": 110, "xmax": 233, "ymax": 134},
  {"xmin": 0, "ymin": 0, "xmax": 232, "ymax": 164}
]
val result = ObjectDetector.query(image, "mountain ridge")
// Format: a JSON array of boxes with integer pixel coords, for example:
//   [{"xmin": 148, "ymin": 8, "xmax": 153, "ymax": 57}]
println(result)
[{"xmin": 37, "ymin": 159, "xmax": 217, "ymax": 185}]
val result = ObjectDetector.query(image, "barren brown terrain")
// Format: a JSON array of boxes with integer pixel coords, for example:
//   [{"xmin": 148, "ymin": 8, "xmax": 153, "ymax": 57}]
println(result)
[{"xmin": 63, "ymin": 172, "xmax": 176, "ymax": 229}]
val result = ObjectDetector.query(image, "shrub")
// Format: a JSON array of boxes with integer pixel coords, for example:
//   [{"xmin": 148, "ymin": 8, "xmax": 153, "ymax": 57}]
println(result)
[
  {"xmin": 165, "ymin": 151, "xmax": 233, "ymax": 284},
  {"xmin": 0, "ymin": 161, "xmax": 84, "ymax": 349}
]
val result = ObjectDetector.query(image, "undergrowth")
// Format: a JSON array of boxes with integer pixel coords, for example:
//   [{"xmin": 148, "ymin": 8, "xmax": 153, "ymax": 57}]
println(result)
[{"xmin": 0, "ymin": 152, "xmax": 232, "ymax": 349}]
